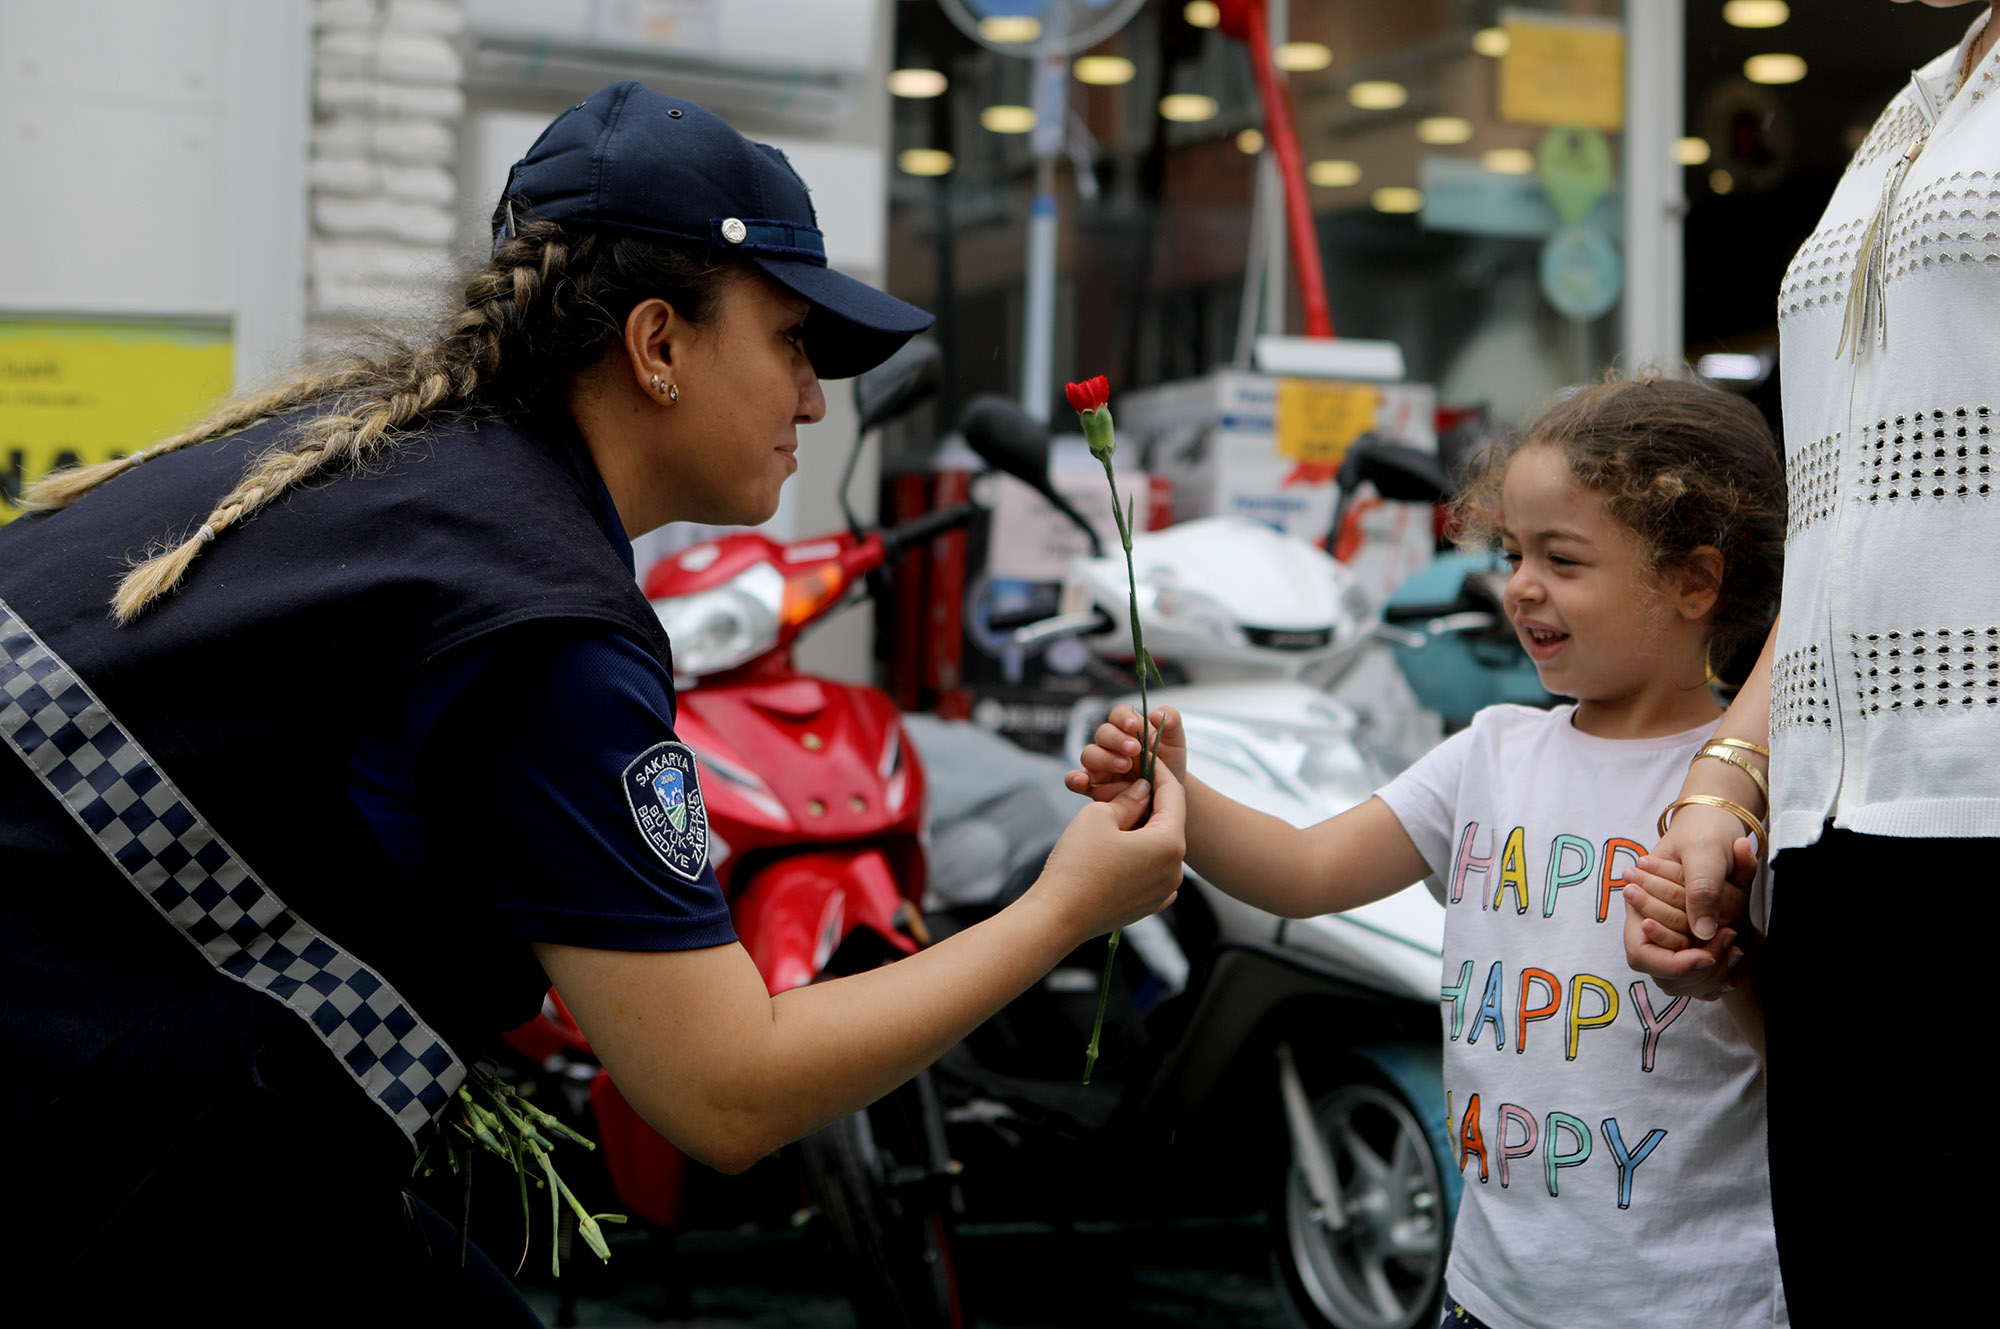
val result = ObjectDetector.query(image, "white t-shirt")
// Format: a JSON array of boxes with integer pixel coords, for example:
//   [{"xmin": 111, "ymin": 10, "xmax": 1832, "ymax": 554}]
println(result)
[{"xmin": 1376, "ymin": 704, "xmax": 1785, "ymax": 1329}]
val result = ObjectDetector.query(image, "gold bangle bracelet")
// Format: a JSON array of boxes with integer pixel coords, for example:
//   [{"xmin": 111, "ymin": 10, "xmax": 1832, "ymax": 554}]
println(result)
[
  {"xmin": 1657, "ymin": 794, "xmax": 1768, "ymax": 857},
  {"xmin": 1691, "ymin": 743, "xmax": 1770, "ymax": 807},
  {"xmin": 1706, "ymin": 736, "xmax": 1771, "ymax": 759}
]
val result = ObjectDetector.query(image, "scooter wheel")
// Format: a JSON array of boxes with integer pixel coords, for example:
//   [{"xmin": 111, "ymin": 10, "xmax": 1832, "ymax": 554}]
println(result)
[
  {"xmin": 1270, "ymin": 1066, "xmax": 1451, "ymax": 1329},
  {"xmin": 797, "ymin": 1073, "xmax": 963, "ymax": 1329}
]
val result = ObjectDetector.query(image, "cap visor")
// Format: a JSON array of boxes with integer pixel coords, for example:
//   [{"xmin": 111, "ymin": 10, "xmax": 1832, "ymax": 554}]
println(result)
[{"xmin": 750, "ymin": 257, "xmax": 935, "ymax": 380}]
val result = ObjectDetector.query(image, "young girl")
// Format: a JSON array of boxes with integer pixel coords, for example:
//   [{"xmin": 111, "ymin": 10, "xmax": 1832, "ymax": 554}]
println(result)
[{"xmin": 1070, "ymin": 377, "xmax": 1787, "ymax": 1329}]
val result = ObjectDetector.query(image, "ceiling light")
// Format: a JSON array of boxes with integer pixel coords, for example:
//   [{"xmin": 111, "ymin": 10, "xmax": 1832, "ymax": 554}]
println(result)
[
  {"xmin": 979, "ymin": 15, "xmax": 1041, "ymax": 44},
  {"xmin": 1673, "ymin": 136, "xmax": 1712, "ymax": 165},
  {"xmin": 1472, "ymin": 27, "xmax": 1509, "ymax": 58},
  {"xmin": 1184, "ymin": 1, "xmax": 1220, "ymax": 29},
  {"xmin": 1074, "ymin": 55, "xmax": 1136, "ymax": 86},
  {"xmin": 1372, "ymin": 187, "xmax": 1423, "ymax": 214},
  {"xmin": 1481, "ymin": 147, "xmax": 1534, "ymax": 174},
  {"xmin": 1159, "ymin": 93, "xmax": 1219, "ymax": 122},
  {"xmin": 887, "ymin": 68, "xmax": 948, "ymax": 99},
  {"xmin": 1710, "ymin": 169, "xmax": 1736, "ymax": 194},
  {"xmin": 1276, "ymin": 42, "xmax": 1333, "ymax": 72},
  {"xmin": 898, "ymin": 149, "xmax": 955, "ymax": 177},
  {"xmin": 1722, "ymin": 1, "xmax": 1789, "ymax": 29},
  {"xmin": 980, "ymin": 104, "xmax": 1037, "ymax": 133},
  {"xmin": 1348, "ymin": 80, "xmax": 1408, "ymax": 110},
  {"xmin": 1744, "ymin": 53, "xmax": 1806, "ymax": 85},
  {"xmin": 1417, "ymin": 116, "xmax": 1474, "ymax": 145},
  {"xmin": 1308, "ymin": 159, "xmax": 1362, "ymax": 187},
  {"xmin": 1236, "ymin": 127, "xmax": 1265, "ymax": 154}
]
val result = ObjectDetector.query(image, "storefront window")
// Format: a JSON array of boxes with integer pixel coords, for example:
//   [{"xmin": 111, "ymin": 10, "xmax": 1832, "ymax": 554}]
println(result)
[{"xmin": 884, "ymin": 0, "xmax": 1631, "ymax": 440}]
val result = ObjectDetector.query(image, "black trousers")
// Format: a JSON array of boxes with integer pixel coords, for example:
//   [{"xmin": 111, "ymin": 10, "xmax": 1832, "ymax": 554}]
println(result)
[{"xmin": 1764, "ymin": 827, "xmax": 1979, "ymax": 1324}]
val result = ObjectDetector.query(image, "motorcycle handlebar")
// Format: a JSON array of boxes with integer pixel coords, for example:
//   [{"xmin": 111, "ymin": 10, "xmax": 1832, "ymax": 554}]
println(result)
[{"xmin": 879, "ymin": 501, "xmax": 979, "ymax": 560}]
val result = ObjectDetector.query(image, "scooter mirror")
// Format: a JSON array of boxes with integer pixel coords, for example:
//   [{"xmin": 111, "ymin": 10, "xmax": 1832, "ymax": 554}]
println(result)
[
  {"xmin": 840, "ymin": 337, "xmax": 944, "ymax": 536},
  {"xmin": 1336, "ymin": 435, "xmax": 1452, "ymax": 505},
  {"xmin": 959, "ymin": 393, "xmax": 1104, "ymax": 557},
  {"xmin": 1330, "ymin": 434, "xmax": 1453, "ymax": 549},
  {"xmin": 853, "ymin": 337, "xmax": 943, "ymax": 439}
]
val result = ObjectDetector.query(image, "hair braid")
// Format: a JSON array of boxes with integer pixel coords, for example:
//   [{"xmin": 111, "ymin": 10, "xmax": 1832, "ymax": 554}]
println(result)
[
  {"xmin": 102, "ymin": 223, "xmax": 595, "ymax": 622},
  {"xmin": 22, "ymin": 364, "xmax": 377, "ymax": 512}
]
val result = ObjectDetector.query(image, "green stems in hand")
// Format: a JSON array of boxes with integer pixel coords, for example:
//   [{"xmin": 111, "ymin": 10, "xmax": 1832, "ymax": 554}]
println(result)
[{"xmin": 1067, "ymin": 376, "xmax": 1163, "ymax": 1085}]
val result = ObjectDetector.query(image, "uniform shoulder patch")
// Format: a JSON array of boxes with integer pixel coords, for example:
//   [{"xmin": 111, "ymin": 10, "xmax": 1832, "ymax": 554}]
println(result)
[{"xmin": 622, "ymin": 741, "xmax": 711, "ymax": 882}]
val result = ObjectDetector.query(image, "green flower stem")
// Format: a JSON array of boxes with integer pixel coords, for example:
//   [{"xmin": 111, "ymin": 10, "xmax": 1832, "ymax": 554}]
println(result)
[
  {"xmin": 1081, "ymin": 430, "xmax": 1162, "ymax": 1086},
  {"xmin": 432, "ymin": 1067, "xmax": 625, "ymax": 1276}
]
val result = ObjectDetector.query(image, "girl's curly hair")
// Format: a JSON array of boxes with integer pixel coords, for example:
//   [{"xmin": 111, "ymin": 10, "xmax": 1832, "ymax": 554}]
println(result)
[{"xmin": 1452, "ymin": 375, "xmax": 1787, "ymax": 686}]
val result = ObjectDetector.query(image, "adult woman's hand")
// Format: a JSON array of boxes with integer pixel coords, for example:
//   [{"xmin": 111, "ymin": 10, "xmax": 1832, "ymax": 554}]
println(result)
[
  {"xmin": 1622, "ymin": 825, "xmax": 1756, "ymax": 997},
  {"xmin": 537, "ymin": 768, "xmax": 1185, "ymax": 1175},
  {"xmin": 1625, "ymin": 620, "xmax": 1776, "ymax": 986}
]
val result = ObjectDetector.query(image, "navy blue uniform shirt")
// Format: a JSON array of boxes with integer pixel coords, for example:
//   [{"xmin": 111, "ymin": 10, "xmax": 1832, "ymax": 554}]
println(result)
[{"xmin": 347, "ymin": 465, "xmax": 735, "ymax": 953}]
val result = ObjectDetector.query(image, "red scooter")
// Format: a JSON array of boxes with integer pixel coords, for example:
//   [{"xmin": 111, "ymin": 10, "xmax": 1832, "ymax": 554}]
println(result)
[{"xmin": 506, "ymin": 340, "xmax": 970, "ymax": 1329}]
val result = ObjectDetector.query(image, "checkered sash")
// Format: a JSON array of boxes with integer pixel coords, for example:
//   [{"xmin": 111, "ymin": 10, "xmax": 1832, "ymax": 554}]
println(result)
[{"xmin": 0, "ymin": 595, "xmax": 464, "ymax": 1148}]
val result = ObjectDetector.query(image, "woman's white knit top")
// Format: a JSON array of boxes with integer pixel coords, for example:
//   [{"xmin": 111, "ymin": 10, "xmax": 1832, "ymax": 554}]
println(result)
[{"xmin": 1771, "ymin": 9, "xmax": 2000, "ymax": 852}]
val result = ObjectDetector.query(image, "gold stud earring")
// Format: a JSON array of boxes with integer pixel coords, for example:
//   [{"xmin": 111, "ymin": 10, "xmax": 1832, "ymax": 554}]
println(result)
[
  {"xmin": 668, "ymin": 383, "xmax": 679, "ymax": 403},
  {"xmin": 650, "ymin": 373, "xmax": 664, "ymax": 394}
]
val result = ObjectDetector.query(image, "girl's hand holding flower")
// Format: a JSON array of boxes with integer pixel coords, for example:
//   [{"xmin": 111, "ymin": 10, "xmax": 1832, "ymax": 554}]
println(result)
[{"xmin": 1068, "ymin": 705, "xmax": 1188, "ymax": 801}]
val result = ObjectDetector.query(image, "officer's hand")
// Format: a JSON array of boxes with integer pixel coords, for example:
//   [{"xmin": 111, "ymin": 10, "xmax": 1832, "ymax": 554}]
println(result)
[{"xmin": 1034, "ymin": 763, "xmax": 1186, "ymax": 938}]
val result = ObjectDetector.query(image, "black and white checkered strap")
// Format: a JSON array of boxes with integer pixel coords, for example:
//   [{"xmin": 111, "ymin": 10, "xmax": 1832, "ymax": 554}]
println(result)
[{"xmin": 0, "ymin": 596, "xmax": 464, "ymax": 1148}]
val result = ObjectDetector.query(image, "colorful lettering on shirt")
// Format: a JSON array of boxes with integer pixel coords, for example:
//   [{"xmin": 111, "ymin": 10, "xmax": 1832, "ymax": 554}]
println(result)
[
  {"xmin": 1454, "ymin": 1094, "xmax": 1672, "ymax": 1206},
  {"xmin": 1450, "ymin": 825, "xmax": 1651, "ymax": 924},
  {"xmin": 1628, "ymin": 981, "xmax": 1692, "ymax": 1074},
  {"xmin": 1601, "ymin": 1117, "xmax": 1669, "ymax": 1210},
  {"xmin": 1566, "ymin": 973, "xmax": 1619, "ymax": 1060},
  {"xmin": 1516, "ymin": 967, "xmax": 1560, "ymax": 1054},
  {"xmin": 1445, "ymin": 960, "xmax": 1693, "ymax": 1075},
  {"xmin": 1469, "ymin": 960, "xmax": 1508, "ymax": 1049},
  {"xmin": 1543, "ymin": 1111, "xmax": 1593, "ymax": 1197},
  {"xmin": 1599, "ymin": 838, "xmax": 1645, "ymax": 923},
  {"xmin": 1542, "ymin": 833, "xmax": 1594, "ymax": 917},
  {"xmin": 1496, "ymin": 1102, "xmax": 1539, "ymax": 1188},
  {"xmin": 1451, "ymin": 821, "xmax": 1493, "ymax": 905},
  {"xmin": 1491, "ymin": 826, "xmax": 1530, "ymax": 914},
  {"xmin": 1435, "ymin": 811, "xmax": 1740, "ymax": 1215},
  {"xmin": 1441, "ymin": 960, "xmax": 1476, "ymax": 1040},
  {"xmin": 1458, "ymin": 1091, "xmax": 1489, "ymax": 1182}
]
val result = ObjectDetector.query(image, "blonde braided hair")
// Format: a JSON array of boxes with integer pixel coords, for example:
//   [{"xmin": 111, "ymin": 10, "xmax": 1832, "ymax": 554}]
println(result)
[{"xmin": 27, "ymin": 219, "xmax": 735, "ymax": 623}]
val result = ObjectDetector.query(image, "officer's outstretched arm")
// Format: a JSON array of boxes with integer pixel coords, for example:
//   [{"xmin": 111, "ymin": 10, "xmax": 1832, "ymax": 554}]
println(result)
[{"xmin": 535, "ymin": 769, "xmax": 1184, "ymax": 1174}]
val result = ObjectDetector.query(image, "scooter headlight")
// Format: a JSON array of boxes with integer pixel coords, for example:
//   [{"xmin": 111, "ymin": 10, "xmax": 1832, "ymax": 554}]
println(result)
[
  {"xmin": 653, "ymin": 563, "xmax": 785, "ymax": 680},
  {"xmin": 1186, "ymin": 716, "xmax": 1382, "ymax": 814},
  {"xmin": 1139, "ymin": 584, "xmax": 1247, "ymax": 647}
]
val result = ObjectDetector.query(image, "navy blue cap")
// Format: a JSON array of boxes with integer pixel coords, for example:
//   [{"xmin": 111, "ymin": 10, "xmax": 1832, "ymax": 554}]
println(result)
[{"xmin": 499, "ymin": 82, "xmax": 933, "ymax": 380}]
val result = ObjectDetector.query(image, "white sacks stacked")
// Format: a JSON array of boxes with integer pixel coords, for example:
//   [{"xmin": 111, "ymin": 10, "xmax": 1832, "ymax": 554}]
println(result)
[{"xmin": 309, "ymin": 0, "xmax": 466, "ymax": 318}]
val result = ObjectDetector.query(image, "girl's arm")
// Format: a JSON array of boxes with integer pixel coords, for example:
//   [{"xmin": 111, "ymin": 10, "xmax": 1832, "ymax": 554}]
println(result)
[{"xmin": 1068, "ymin": 705, "xmax": 1432, "ymax": 918}]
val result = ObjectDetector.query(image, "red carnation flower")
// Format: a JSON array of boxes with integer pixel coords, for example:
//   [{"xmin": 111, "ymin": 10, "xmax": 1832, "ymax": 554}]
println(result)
[{"xmin": 1064, "ymin": 375, "xmax": 1110, "ymax": 415}]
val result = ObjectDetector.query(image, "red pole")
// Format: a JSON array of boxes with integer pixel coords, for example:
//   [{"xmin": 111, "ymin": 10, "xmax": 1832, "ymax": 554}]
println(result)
[{"xmin": 1216, "ymin": 0, "xmax": 1335, "ymax": 339}]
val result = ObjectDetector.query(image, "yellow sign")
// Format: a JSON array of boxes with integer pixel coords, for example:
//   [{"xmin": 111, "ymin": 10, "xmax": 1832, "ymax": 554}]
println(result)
[
  {"xmin": 1276, "ymin": 379, "xmax": 1380, "ymax": 466},
  {"xmin": 1499, "ymin": 13, "xmax": 1625, "ymax": 131},
  {"xmin": 0, "ymin": 321, "xmax": 233, "ymax": 523}
]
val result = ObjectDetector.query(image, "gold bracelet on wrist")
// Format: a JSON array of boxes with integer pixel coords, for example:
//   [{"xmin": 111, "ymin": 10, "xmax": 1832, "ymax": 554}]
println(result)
[
  {"xmin": 1706, "ymin": 736, "xmax": 1771, "ymax": 759},
  {"xmin": 1690, "ymin": 743, "xmax": 1770, "ymax": 807},
  {"xmin": 1657, "ymin": 794, "xmax": 1768, "ymax": 858}
]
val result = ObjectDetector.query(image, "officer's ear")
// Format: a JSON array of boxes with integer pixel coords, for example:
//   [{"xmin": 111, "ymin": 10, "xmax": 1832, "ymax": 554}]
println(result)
[{"xmin": 621, "ymin": 298, "xmax": 688, "ymax": 402}]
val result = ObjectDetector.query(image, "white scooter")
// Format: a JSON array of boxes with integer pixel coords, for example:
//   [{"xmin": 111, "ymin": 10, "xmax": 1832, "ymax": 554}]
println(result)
[{"xmin": 938, "ymin": 397, "xmax": 1462, "ymax": 1329}]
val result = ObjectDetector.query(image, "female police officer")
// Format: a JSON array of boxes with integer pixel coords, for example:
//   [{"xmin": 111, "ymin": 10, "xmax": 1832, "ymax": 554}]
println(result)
[{"xmin": 0, "ymin": 83, "xmax": 1184, "ymax": 1320}]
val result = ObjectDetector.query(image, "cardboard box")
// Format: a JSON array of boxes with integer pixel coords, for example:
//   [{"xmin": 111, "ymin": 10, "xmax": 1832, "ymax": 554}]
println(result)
[{"xmin": 1115, "ymin": 369, "xmax": 1438, "ymax": 604}]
